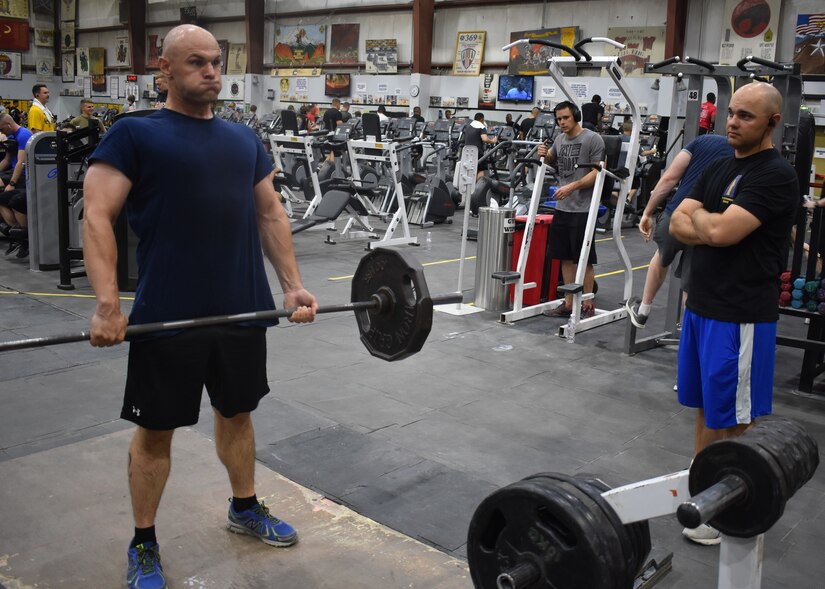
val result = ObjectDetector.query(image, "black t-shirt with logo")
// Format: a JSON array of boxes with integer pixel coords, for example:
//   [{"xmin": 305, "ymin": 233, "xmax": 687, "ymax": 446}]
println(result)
[{"xmin": 685, "ymin": 148, "xmax": 799, "ymax": 323}]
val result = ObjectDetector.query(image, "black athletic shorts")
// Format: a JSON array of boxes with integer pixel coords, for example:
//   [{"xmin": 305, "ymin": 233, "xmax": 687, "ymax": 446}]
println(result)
[
  {"xmin": 547, "ymin": 210, "xmax": 597, "ymax": 265},
  {"xmin": 122, "ymin": 326, "xmax": 269, "ymax": 430},
  {"xmin": 0, "ymin": 189, "xmax": 26, "ymax": 214}
]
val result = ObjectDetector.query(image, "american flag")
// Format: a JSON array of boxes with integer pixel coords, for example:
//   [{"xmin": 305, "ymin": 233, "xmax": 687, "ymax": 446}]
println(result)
[{"xmin": 796, "ymin": 14, "xmax": 825, "ymax": 37}]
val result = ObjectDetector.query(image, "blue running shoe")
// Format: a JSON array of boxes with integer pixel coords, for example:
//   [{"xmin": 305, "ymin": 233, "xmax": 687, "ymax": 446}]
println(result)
[
  {"xmin": 126, "ymin": 542, "xmax": 166, "ymax": 589},
  {"xmin": 227, "ymin": 499, "xmax": 298, "ymax": 547}
]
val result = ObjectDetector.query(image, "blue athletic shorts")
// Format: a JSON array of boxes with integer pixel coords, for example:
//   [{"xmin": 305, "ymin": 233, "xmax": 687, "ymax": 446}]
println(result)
[{"xmin": 677, "ymin": 308, "xmax": 775, "ymax": 429}]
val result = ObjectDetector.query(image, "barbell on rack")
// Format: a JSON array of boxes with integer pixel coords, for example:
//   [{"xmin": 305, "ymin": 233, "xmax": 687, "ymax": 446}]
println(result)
[
  {"xmin": 466, "ymin": 417, "xmax": 819, "ymax": 589},
  {"xmin": 0, "ymin": 248, "xmax": 461, "ymax": 362}
]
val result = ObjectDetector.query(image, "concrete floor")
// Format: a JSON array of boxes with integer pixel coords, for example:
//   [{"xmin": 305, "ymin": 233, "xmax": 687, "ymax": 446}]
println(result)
[{"xmin": 2, "ymin": 213, "xmax": 825, "ymax": 589}]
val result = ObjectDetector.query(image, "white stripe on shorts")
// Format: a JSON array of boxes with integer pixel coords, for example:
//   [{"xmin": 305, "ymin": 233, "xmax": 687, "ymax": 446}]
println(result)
[{"xmin": 736, "ymin": 323, "xmax": 755, "ymax": 424}]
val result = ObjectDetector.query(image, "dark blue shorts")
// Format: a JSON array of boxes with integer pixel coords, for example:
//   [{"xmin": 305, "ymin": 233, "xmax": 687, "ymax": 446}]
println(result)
[{"xmin": 677, "ymin": 309, "xmax": 775, "ymax": 429}]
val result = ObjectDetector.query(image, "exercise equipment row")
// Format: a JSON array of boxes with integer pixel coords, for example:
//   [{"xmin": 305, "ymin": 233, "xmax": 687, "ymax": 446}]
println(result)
[
  {"xmin": 0, "ymin": 249, "xmax": 461, "ymax": 362},
  {"xmin": 467, "ymin": 417, "xmax": 819, "ymax": 589}
]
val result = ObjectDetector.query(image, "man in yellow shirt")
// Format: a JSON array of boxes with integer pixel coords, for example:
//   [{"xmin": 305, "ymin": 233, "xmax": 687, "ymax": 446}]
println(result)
[
  {"xmin": 28, "ymin": 84, "xmax": 55, "ymax": 133},
  {"xmin": 70, "ymin": 99, "xmax": 106, "ymax": 135}
]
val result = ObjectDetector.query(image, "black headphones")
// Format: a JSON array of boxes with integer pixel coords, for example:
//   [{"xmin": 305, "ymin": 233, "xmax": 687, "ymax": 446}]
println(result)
[{"xmin": 554, "ymin": 101, "xmax": 581, "ymax": 123}]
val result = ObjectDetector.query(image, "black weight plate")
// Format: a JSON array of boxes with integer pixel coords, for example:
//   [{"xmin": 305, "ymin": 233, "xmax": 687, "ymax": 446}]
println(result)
[
  {"xmin": 578, "ymin": 475, "xmax": 651, "ymax": 584},
  {"xmin": 749, "ymin": 429, "xmax": 804, "ymax": 493},
  {"xmin": 690, "ymin": 438, "xmax": 786, "ymax": 537},
  {"xmin": 467, "ymin": 479, "xmax": 617, "ymax": 589},
  {"xmin": 525, "ymin": 473, "xmax": 629, "ymax": 589},
  {"xmin": 753, "ymin": 419, "xmax": 819, "ymax": 494},
  {"xmin": 351, "ymin": 248, "xmax": 433, "ymax": 362}
]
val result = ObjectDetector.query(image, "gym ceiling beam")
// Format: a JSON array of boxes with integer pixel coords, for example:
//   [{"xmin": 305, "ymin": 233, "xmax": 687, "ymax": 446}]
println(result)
[
  {"xmin": 245, "ymin": 0, "xmax": 264, "ymax": 74},
  {"xmin": 665, "ymin": 0, "xmax": 688, "ymax": 59},
  {"xmin": 413, "ymin": 0, "xmax": 434, "ymax": 74}
]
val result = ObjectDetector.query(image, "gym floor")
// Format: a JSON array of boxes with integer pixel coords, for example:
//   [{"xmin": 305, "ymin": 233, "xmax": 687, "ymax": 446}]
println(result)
[{"xmin": 1, "ymin": 216, "xmax": 824, "ymax": 588}]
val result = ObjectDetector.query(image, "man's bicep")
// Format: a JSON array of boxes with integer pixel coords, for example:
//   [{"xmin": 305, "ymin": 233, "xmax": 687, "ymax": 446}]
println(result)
[{"xmin": 84, "ymin": 162, "xmax": 132, "ymax": 220}]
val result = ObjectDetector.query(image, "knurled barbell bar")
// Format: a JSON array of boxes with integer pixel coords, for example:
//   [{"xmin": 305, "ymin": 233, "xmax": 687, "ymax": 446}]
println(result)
[{"xmin": 0, "ymin": 249, "xmax": 461, "ymax": 362}]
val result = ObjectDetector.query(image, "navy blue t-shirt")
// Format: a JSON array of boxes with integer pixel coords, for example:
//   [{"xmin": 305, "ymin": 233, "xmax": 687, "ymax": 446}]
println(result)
[
  {"xmin": 9, "ymin": 126, "xmax": 33, "ymax": 178},
  {"xmin": 90, "ymin": 108, "xmax": 276, "ymax": 328},
  {"xmin": 665, "ymin": 134, "xmax": 733, "ymax": 214}
]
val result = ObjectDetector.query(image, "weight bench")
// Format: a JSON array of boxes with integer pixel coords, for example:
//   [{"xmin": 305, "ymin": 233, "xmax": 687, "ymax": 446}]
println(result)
[{"xmin": 290, "ymin": 189, "xmax": 351, "ymax": 235}]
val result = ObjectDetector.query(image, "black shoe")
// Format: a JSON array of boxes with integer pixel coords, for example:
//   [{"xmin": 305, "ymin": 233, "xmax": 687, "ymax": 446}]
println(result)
[
  {"xmin": 8, "ymin": 227, "xmax": 27, "ymax": 240},
  {"xmin": 5, "ymin": 241, "xmax": 19, "ymax": 256},
  {"xmin": 15, "ymin": 243, "xmax": 28, "ymax": 258},
  {"xmin": 543, "ymin": 304, "xmax": 572, "ymax": 318},
  {"xmin": 0, "ymin": 222, "xmax": 10, "ymax": 237},
  {"xmin": 625, "ymin": 296, "xmax": 649, "ymax": 328}
]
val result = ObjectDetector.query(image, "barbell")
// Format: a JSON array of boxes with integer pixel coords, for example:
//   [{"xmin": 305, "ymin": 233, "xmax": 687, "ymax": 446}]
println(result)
[
  {"xmin": 0, "ymin": 248, "xmax": 461, "ymax": 362},
  {"xmin": 467, "ymin": 417, "xmax": 818, "ymax": 589}
]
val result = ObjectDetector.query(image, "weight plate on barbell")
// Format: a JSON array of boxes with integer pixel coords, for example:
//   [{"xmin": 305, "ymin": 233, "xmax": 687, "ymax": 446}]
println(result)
[
  {"xmin": 523, "ymin": 473, "xmax": 629, "ymax": 589},
  {"xmin": 690, "ymin": 437, "xmax": 787, "ymax": 537},
  {"xmin": 351, "ymin": 248, "xmax": 434, "ymax": 362},
  {"xmin": 467, "ymin": 478, "xmax": 619, "ymax": 589},
  {"xmin": 576, "ymin": 475, "xmax": 651, "ymax": 586}
]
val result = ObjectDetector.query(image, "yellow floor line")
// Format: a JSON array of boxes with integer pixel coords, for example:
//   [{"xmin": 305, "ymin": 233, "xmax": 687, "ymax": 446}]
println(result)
[
  {"xmin": 0, "ymin": 290, "xmax": 135, "ymax": 301},
  {"xmin": 329, "ymin": 256, "xmax": 477, "ymax": 281}
]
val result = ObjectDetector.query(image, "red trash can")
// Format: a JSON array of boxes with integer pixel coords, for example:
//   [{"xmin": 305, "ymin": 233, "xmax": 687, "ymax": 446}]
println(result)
[{"xmin": 511, "ymin": 214, "xmax": 560, "ymax": 305}]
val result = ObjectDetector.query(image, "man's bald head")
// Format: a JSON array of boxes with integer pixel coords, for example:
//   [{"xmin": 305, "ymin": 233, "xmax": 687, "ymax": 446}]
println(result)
[
  {"xmin": 161, "ymin": 25, "xmax": 219, "ymax": 61},
  {"xmin": 0, "ymin": 113, "xmax": 14, "ymax": 133},
  {"xmin": 734, "ymin": 81, "xmax": 782, "ymax": 118}
]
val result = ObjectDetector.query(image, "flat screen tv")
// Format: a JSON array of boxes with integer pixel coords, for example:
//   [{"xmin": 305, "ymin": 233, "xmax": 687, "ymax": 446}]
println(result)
[
  {"xmin": 498, "ymin": 75, "xmax": 534, "ymax": 102},
  {"xmin": 325, "ymin": 74, "xmax": 351, "ymax": 97}
]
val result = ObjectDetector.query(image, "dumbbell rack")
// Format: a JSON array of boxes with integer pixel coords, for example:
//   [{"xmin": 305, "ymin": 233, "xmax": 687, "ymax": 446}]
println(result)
[{"xmin": 777, "ymin": 206, "xmax": 825, "ymax": 395}]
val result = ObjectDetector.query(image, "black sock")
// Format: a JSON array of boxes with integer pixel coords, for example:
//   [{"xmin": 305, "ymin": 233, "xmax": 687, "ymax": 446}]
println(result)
[
  {"xmin": 232, "ymin": 494, "xmax": 258, "ymax": 513},
  {"xmin": 130, "ymin": 526, "xmax": 157, "ymax": 548}
]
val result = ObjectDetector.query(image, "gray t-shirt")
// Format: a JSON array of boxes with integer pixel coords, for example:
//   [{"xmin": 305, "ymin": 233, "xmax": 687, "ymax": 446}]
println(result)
[{"xmin": 550, "ymin": 128, "xmax": 605, "ymax": 213}]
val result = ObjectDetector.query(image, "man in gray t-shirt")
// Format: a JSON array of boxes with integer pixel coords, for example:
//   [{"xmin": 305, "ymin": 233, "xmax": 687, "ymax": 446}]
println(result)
[{"xmin": 539, "ymin": 101, "xmax": 606, "ymax": 318}]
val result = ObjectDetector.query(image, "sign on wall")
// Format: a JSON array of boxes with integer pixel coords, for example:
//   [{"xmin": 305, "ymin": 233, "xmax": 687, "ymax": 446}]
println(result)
[
  {"xmin": 62, "ymin": 52, "xmax": 74, "ymax": 82},
  {"xmin": 35, "ymin": 28, "xmax": 54, "ymax": 47},
  {"xmin": 61, "ymin": 0, "xmax": 76, "ymax": 21},
  {"xmin": 719, "ymin": 0, "xmax": 781, "ymax": 65},
  {"xmin": 36, "ymin": 57, "xmax": 53, "ymax": 81},
  {"xmin": 0, "ymin": 19, "xmax": 29, "ymax": 51},
  {"xmin": 453, "ymin": 31, "xmax": 485, "ymax": 76},
  {"xmin": 89, "ymin": 47, "xmax": 106, "ymax": 94},
  {"xmin": 330, "ymin": 23, "xmax": 359, "ymax": 64},
  {"xmin": 478, "ymin": 73, "xmax": 497, "ymax": 108},
  {"xmin": 274, "ymin": 24, "xmax": 326, "ymax": 67},
  {"xmin": 794, "ymin": 13, "xmax": 825, "ymax": 74},
  {"xmin": 365, "ymin": 39, "xmax": 397, "ymax": 73},
  {"xmin": 605, "ymin": 26, "xmax": 666, "ymax": 76},
  {"xmin": 61, "ymin": 22, "xmax": 75, "ymax": 51},
  {"xmin": 227, "ymin": 43, "xmax": 247, "ymax": 75},
  {"xmin": 508, "ymin": 27, "xmax": 579, "ymax": 75},
  {"xmin": 0, "ymin": 0, "xmax": 29, "ymax": 19},
  {"xmin": 114, "ymin": 31, "xmax": 129, "ymax": 67},
  {"xmin": 0, "ymin": 51, "xmax": 22, "ymax": 80},
  {"xmin": 76, "ymin": 46, "xmax": 90, "ymax": 76}
]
